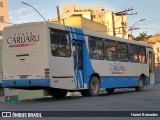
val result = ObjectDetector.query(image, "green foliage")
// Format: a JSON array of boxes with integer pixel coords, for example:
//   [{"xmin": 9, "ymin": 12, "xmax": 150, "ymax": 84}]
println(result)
[{"xmin": 135, "ymin": 32, "xmax": 152, "ymax": 42}]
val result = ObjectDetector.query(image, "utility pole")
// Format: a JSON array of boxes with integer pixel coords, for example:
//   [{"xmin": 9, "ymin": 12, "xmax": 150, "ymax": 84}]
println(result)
[
  {"xmin": 56, "ymin": 6, "xmax": 61, "ymax": 24},
  {"xmin": 121, "ymin": 13, "xmax": 125, "ymax": 38},
  {"xmin": 115, "ymin": 8, "xmax": 137, "ymax": 38},
  {"xmin": 112, "ymin": 12, "xmax": 116, "ymax": 36}
]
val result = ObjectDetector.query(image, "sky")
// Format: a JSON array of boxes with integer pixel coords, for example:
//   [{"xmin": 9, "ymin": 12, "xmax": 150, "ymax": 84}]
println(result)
[{"xmin": 8, "ymin": 0, "xmax": 160, "ymax": 37}]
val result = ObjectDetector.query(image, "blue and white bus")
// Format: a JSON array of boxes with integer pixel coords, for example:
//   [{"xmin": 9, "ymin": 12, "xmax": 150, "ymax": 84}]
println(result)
[{"xmin": 2, "ymin": 22, "xmax": 155, "ymax": 97}]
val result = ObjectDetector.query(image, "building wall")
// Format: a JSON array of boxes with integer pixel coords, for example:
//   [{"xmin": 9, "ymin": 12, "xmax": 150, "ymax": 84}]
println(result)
[
  {"xmin": 153, "ymin": 42, "xmax": 160, "ymax": 66},
  {"xmin": 61, "ymin": 4, "xmax": 105, "ymax": 21},
  {"xmin": 58, "ymin": 16, "xmax": 107, "ymax": 34},
  {"xmin": 104, "ymin": 11, "xmax": 113, "ymax": 36},
  {"xmin": 60, "ymin": 4, "xmax": 128, "ymax": 38},
  {"xmin": 0, "ymin": 0, "xmax": 9, "ymax": 40},
  {"xmin": 104, "ymin": 11, "xmax": 128, "ymax": 38}
]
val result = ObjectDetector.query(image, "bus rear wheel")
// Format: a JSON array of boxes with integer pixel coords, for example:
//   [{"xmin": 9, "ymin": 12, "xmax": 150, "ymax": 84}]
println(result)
[
  {"xmin": 135, "ymin": 77, "xmax": 145, "ymax": 92},
  {"xmin": 52, "ymin": 89, "xmax": 68, "ymax": 98},
  {"xmin": 81, "ymin": 76, "xmax": 100, "ymax": 97},
  {"xmin": 106, "ymin": 88, "xmax": 115, "ymax": 94}
]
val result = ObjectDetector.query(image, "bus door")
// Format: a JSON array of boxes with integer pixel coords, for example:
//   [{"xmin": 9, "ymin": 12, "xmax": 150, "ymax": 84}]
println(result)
[
  {"xmin": 72, "ymin": 40, "xmax": 84, "ymax": 88},
  {"xmin": 149, "ymin": 52, "xmax": 155, "ymax": 84}
]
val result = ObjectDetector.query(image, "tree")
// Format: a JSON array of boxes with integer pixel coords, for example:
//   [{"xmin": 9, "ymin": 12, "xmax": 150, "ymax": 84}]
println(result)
[{"xmin": 135, "ymin": 32, "xmax": 152, "ymax": 42}]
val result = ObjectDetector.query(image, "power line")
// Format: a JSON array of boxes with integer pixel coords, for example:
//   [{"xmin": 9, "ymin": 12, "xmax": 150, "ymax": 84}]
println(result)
[
  {"xmin": 140, "ymin": 28, "xmax": 160, "ymax": 30},
  {"xmin": 139, "ymin": 16, "xmax": 160, "ymax": 26}
]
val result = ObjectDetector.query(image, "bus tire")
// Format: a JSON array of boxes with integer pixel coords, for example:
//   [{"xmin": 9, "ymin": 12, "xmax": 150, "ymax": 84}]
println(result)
[
  {"xmin": 89, "ymin": 76, "xmax": 100, "ymax": 96},
  {"xmin": 106, "ymin": 88, "xmax": 115, "ymax": 94},
  {"xmin": 81, "ymin": 76, "xmax": 100, "ymax": 97},
  {"xmin": 52, "ymin": 89, "xmax": 67, "ymax": 98},
  {"xmin": 135, "ymin": 77, "xmax": 145, "ymax": 92}
]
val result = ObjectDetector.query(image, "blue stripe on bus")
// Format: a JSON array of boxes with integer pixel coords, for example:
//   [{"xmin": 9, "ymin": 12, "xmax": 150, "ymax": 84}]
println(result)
[
  {"xmin": 73, "ymin": 28, "xmax": 84, "ymax": 88},
  {"xmin": 100, "ymin": 76, "xmax": 150, "ymax": 88},
  {"xmin": 2, "ymin": 79, "xmax": 50, "ymax": 87},
  {"xmin": 67, "ymin": 27, "xmax": 79, "ymax": 88},
  {"xmin": 74, "ymin": 28, "xmax": 97, "ymax": 87},
  {"xmin": 71, "ymin": 27, "xmax": 96, "ymax": 88},
  {"xmin": 66, "ymin": 26, "xmax": 151, "ymax": 89}
]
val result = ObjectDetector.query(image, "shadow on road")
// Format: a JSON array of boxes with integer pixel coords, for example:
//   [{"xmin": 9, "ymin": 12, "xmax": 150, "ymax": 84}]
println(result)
[
  {"xmin": 99, "ymin": 88, "xmax": 149, "ymax": 97},
  {"xmin": 20, "ymin": 95, "xmax": 83, "ymax": 103},
  {"xmin": 155, "ymin": 66, "xmax": 160, "ymax": 83}
]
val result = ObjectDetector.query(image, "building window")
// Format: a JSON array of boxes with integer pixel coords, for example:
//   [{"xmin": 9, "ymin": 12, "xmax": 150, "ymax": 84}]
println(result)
[
  {"xmin": 50, "ymin": 30, "xmax": 71, "ymax": 57},
  {"xmin": 0, "ymin": 16, "xmax": 4, "ymax": 22},
  {"xmin": 157, "ymin": 56, "xmax": 159, "ymax": 63},
  {"xmin": 0, "ymin": 2, "xmax": 3, "ymax": 7},
  {"xmin": 157, "ymin": 47, "xmax": 159, "ymax": 53},
  {"xmin": 89, "ymin": 37, "xmax": 104, "ymax": 60}
]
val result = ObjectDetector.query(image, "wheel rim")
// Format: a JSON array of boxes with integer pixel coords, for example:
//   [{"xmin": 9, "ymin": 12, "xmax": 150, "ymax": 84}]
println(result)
[
  {"xmin": 91, "ymin": 78, "xmax": 99, "ymax": 95},
  {"xmin": 139, "ymin": 79, "xmax": 144, "ymax": 89}
]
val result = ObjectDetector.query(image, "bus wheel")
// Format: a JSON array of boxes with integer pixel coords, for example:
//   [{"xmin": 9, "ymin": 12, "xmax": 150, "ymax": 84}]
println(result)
[
  {"xmin": 52, "ymin": 89, "xmax": 67, "ymax": 98},
  {"xmin": 81, "ymin": 76, "xmax": 100, "ymax": 97},
  {"xmin": 89, "ymin": 76, "xmax": 100, "ymax": 96},
  {"xmin": 106, "ymin": 88, "xmax": 115, "ymax": 94},
  {"xmin": 135, "ymin": 77, "xmax": 145, "ymax": 92}
]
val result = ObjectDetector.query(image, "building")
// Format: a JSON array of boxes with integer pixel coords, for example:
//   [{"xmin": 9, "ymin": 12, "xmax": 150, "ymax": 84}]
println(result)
[
  {"xmin": 147, "ymin": 33, "xmax": 160, "ymax": 44},
  {"xmin": 152, "ymin": 42, "xmax": 160, "ymax": 66},
  {"xmin": 0, "ymin": 0, "xmax": 9, "ymax": 40},
  {"xmin": 104, "ymin": 11, "xmax": 127, "ymax": 38},
  {"xmin": 49, "ymin": 16, "xmax": 107, "ymax": 34},
  {"xmin": 56, "ymin": 4, "xmax": 128, "ymax": 38},
  {"xmin": 61, "ymin": 4, "xmax": 105, "ymax": 24},
  {"xmin": 146, "ymin": 34, "xmax": 160, "ymax": 66},
  {"xmin": 0, "ymin": 0, "xmax": 10, "ymax": 82}
]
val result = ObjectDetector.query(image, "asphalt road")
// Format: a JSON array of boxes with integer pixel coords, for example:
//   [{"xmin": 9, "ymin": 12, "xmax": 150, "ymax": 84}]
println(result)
[
  {"xmin": 1, "ymin": 66, "xmax": 160, "ymax": 120},
  {"xmin": 1, "ymin": 83, "xmax": 160, "ymax": 111},
  {"xmin": 0, "ymin": 82, "xmax": 160, "ymax": 120}
]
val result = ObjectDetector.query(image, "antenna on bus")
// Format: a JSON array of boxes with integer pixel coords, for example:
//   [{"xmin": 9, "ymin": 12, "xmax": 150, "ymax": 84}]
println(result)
[{"xmin": 21, "ymin": 2, "xmax": 47, "ymax": 22}]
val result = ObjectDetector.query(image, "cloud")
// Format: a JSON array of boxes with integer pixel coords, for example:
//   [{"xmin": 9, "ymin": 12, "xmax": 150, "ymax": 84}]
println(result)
[{"xmin": 9, "ymin": 6, "xmax": 46, "ymax": 24}]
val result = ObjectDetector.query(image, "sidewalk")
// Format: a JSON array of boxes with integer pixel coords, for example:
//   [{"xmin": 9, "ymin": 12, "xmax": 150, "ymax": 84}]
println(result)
[{"xmin": 0, "ymin": 96, "xmax": 4, "ymax": 103}]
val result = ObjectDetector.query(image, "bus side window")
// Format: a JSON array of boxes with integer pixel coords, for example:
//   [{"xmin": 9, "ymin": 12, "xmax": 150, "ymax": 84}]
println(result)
[
  {"xmin": 88, "ymin": 37, "xmax": 104, "ymax": 60},
  {"xmin": 104, "ymin": 40, "xmax": 117, "ymax": 61},
  {"xmin": 50, "ymin": 30, "xmax": 71, "ymax": 57},
  {"xmin": 139, "ymin": 46, "xmax": 147, "ymax": 64},
  {"xmin": 117, "ymin": 42, "xmax": 129, "ymax": 62},
  {"xmin": 129, "ymin": 44, "xmax": 139, "ymax": 63}
]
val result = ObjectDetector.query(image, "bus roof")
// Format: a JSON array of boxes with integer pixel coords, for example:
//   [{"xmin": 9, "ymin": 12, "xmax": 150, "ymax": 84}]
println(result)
[
  {"xmin": 47, "ymin": 22, "xmax": 152, "ymax": 48},
  {"xmin": 4, "ymin": 22, "xmax": 152, "ymax": 48},
  {"xmin": 82, "ymin": 29, "xmax": 152, "ymax": 48}
]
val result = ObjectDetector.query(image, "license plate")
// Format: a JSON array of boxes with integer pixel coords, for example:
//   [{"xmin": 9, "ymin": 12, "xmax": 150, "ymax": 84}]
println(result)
[{"xmin": 20, "ymin": 75, "xmax": 28, "ymax": 79}]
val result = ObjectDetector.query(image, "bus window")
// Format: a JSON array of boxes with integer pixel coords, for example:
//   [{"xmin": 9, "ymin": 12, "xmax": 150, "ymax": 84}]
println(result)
[
  {"xmin": 139, "ymin": 46, "xmax": 146, "ymax": 64},
  {"xmin": 129, "ymin": 44, "xmax": 139, "ymax": 63},
  {"xmin": 88, "ymin": 37, "xmax": 104, "ymax": 60},
  {"xmin": 117, "ymin": 42, "xmax": 129, "ymax": 62},
  {"xmin": 50, "ymin": 30, "xmax": 71, "ymax": 57},
  {"xmin": 104, "ymin": 40, "xmax": 117, "ymax": 61}
]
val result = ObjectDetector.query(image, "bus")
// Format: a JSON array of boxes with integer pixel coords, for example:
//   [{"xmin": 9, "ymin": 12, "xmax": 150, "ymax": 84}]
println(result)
[{"xmin": 2, "ymin": 22, "xmax": 155, "ymax": 97}]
